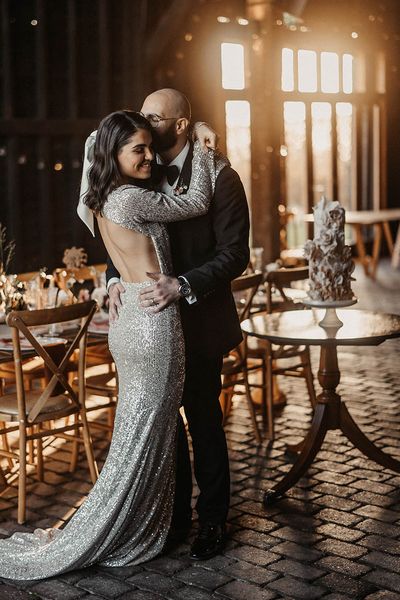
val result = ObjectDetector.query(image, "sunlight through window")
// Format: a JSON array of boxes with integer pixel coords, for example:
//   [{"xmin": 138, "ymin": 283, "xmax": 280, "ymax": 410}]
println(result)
[
  {"xmin": 283, "ymin": 101, "xmax": 308, "ymax": 246},
  {"xmin": 298, "ymin": 50, "xmax": 317, "ymax": 92},
  {"xmin": 312, "ymin": 102, "xmax": 333, "ymax": 203},
  {"xmin": 342, "ymin": 54, "xmax": 353, "ymax": 94},
  {"xmin": 282, "ymin": 48, "xmax": 294, "ymax": 91},
  {"xmin": 225, "ymin": 101, "xmax": 251, "ymax": 202},
  {"xmin": 336, "ymin": 102, "xmax": 355, "ymax": 211},
  {"xmin": 221, "ymin": 43, "xmax": 245, "ymax": 90},
  {"xmin": 321, "ymin": 52, "xmax": 339, "ymax": 93}
]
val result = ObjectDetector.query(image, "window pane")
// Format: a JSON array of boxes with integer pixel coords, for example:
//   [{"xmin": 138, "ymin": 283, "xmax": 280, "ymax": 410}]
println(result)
[
  {"xmin": 336, "ymin": 102, "xmax": 355, "ymax": 211},
  {"xmin": 225, "ymin": 101, "xmax": 251, "ymax": 202},
  {"xmin": 342, "ymin": 54, "xmax": 353, "ymax": 94},
  {"xmin": 221, "ymin": 43, "xmax": 245, "ymax": 90},
  {"xmin": 312, "ymin": 102, "xmax": 333, "ymax": 203},
  {"xmin": 283, "ymin": 101, "xmax": 308, "ymax": 247},
  {"xmin": 282, "ymin": 48, "xmax": 294, "ymax": 91},
  {"xmin": 321, "ymin": 52, "xmax": 339, "ymax": 93},
  {"xmin": 298, "ymin": 50, "xmax": 317, "ymax": 92}
]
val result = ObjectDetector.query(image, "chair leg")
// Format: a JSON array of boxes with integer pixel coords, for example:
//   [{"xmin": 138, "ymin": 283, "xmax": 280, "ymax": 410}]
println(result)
[
  {"xmin": 1, "ymin": 424, "xmax": 14, "ymax": 470},
  {"xmin": 220, "ymin": 375, "xmax": 234, "ymax": 424},
  {"xmin": 18, "ymin": 425, "xmax": 27, "ymax": 524},
  {"xmin": 244, "ymin": 373, "xmax": 261, "ymax": 444},
  {"xmin": 302, "ymin": 348, "xmax": 317, "ymax": 408},
  {"xmin": 260, "ymin": 359, "xmax": 268, "ymax": 432},
  {"xmin": 0, "ymin": 464, "xmax": 7, "ymax": 487},
  {"xmin": 80, "ymin": 411, "xmax": 98, "ymax": 483},
  {"xmin": 106, "ymin": 401, "xmax": 116, "ymax": 440},
  {"xmin": 36, "ymin": 426, "xmax": 44, "ymax": 481},
  {"xmin": 69, "ymin": 414, "xmax": 80, "ymax": 473},
  {"xmin": 26, "ymin": 425, "xmax": 36, "ymax": 464},
  {"xmin": 265, "ymin": 353, "xmax": 275, "ymax": 440}
]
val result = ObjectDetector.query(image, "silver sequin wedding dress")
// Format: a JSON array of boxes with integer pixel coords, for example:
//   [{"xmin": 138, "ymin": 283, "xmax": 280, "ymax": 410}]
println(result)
[{"xmin": 0, "ymin": 143, "xmax": 228, "ymax": 580}]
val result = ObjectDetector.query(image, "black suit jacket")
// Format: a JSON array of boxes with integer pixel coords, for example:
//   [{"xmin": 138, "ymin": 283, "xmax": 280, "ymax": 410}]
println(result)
[{"xmin": 107, "ymin": 143, "xmax": 250, "ymax": 357}]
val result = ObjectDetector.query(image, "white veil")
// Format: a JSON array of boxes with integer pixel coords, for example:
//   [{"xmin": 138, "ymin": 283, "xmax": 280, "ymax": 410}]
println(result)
[{"xmin": 77, "ymin": 131, "xmax": 97, "ymax": 236}]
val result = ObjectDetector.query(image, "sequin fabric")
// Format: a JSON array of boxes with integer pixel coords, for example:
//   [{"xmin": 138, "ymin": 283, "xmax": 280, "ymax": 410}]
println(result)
[{"xmin": 0, "ymin": 143, "xmax": 228, "ymax": 580}]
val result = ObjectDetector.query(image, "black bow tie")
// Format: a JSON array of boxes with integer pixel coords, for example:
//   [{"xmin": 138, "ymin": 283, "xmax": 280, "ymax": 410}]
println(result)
[{"xmin": 152, "ymin": 163, "xmax": 180, "ymax": 186}]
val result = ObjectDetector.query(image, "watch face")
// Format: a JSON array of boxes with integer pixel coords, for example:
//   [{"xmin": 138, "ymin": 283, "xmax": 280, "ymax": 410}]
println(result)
[{"xmin": 179, "ymin": 283, "xmax": 191, "ymax": 297}]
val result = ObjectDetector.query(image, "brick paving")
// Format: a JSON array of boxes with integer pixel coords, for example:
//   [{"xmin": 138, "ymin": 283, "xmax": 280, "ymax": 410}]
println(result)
[{"xmin": 1, "ymin": 260, "xmax": 400, "ymax": 599}]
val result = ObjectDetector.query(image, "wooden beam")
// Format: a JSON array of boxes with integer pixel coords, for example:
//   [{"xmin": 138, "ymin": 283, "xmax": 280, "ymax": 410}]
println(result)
[
  {"xmin": 248, "ymin": 3, "xmax": 281, "ymax": 262},
  {"xmin": 36, "ymin": 0, "xmax": 48, "ymax": 118},
  {"xmin": 1, "ymin": 0, "xmax": 12, "ymax": 118},
  {"xmin": 0, "ymin": 119, "xmax": 99, "ymax": 136},
  {"xmin": 99, "ymin": 0, "xmax": 110, "ymax": 115},
  {"xmin": 122, "ymin": 0, "xmax": 148, "ymax": 108},
  {"xmin": 146, "ymin": 0, "xmax": 195, "ymax": 70},
  {"xmin": 67, "ymin": 1, "xmax": 78, "ymax": 118}
]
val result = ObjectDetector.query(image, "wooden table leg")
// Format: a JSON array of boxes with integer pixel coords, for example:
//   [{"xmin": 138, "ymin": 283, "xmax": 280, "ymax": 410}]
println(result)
[
  {"xmin": 370, "ymin": 223, "xmax": 383, "ymax": 279},
  {"xmin": 392, "ymin": 223, "xmax": 400, "ymax": 269},
  {"xmin": 264, "ymin": 345, "xmax": 340, "ymax": 504},
  {"xmin": 340, "ymin": 403, "xmax": 400, "ymax": 472},
  {"xmin": 382, "ymin": 221, "xmax": 394, "ymax": 255},
  {"xmin": 354, "ymin": 224, "xmax": 370, "ymax": 276},
  {"xmin": 263, "ymin": 342, "xmax": 400, "ymax": 506}
]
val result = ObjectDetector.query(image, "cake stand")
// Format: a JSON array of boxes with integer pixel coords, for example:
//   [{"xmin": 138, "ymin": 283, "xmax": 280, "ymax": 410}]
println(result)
[{"xmin": 302, "ymin": 297, "xmax": 358, "ymax": 328}]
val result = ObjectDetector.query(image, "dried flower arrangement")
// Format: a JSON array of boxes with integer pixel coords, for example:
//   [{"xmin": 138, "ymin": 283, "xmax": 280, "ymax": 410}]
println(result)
[{"xmin": 0, "ymin": 223, "xmax": 27, "ymax": 313}]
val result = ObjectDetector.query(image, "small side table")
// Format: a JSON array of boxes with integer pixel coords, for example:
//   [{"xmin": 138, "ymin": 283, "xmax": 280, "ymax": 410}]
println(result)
[{"xmin": 241, "ymin": 309, "xmax": 400, "ymax": 504}]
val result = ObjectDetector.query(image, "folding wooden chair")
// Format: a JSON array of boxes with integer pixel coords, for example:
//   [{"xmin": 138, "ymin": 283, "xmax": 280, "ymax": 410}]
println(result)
[
  {"xmin": 247, "ymin": 267, "xmax": 317, "ymax": 440},
  {"xmin": 221, "ymin": 272, "xmax": 264, "ymax": 444},
  {"xmin": 0, "ymin": 300, "xmax": 99, "ymax": 523}
]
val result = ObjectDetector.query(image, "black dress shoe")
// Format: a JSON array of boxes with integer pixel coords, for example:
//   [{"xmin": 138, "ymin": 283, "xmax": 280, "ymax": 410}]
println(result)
[{"xmin": 189, "ymin": 522, "xmax": 226, "ymax": 560}]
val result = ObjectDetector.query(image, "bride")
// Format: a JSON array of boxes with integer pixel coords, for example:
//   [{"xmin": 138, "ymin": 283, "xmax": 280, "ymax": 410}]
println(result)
[{"xmin": 0, "ymin": 110, "xmax": 228, "ymax": 580}]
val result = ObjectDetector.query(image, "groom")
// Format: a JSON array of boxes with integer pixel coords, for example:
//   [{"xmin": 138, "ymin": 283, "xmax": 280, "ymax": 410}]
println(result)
[{"xmin": 107, "ymin": 88, "xmax": 250, "ymax": 560}]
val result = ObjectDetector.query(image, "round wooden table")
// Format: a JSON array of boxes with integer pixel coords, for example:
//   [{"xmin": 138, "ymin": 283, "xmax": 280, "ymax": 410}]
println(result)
[{"xmin": 241, "ymin": 309, "xmax": 400, "ymax": 505}]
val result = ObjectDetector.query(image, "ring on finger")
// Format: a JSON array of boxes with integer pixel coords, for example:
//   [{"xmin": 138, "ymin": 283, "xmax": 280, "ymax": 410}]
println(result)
[{"xmin": 151, "ymin": 298, "xmax": 158, "ymax": 306}]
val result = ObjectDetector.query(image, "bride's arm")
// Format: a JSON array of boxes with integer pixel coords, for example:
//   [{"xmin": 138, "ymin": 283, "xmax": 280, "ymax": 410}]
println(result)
[{"xmin": 102, "ymin": 143, "xmax": 228, "ymax": 227}]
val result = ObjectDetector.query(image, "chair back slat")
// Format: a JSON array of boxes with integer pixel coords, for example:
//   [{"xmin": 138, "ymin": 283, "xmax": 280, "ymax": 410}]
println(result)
[
  {"xmin": 6, "ymin": 301, "xmax": 97, "ymax": 424},
  {"xmin": 265, "ymin": 267, "xmax": 309, "ymax": 313},
  {"xmin": 231, "ymin": 272, "xmax": 263, "ymax": 323},
  {"xmin": 6, "ymin": 300, "xmax": 96, "ymax": 327}
]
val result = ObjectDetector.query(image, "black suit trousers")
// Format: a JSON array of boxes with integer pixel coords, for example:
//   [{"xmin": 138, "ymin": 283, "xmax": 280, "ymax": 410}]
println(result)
[{"xmin": 172, "ymin": 352, "xmax": 230, "ymax": 526}]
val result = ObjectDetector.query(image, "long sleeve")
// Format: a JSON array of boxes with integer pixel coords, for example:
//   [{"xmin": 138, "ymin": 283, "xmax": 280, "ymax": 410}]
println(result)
[{"xmin": 102, "ymin": 143, "xmax": 227, "ymax": 229}]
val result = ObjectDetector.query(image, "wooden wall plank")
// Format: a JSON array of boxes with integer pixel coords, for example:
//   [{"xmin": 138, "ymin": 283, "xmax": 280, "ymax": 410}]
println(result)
[{"xmin": 1, "ymin": 0, "xmax": 12, "ymax": 118}]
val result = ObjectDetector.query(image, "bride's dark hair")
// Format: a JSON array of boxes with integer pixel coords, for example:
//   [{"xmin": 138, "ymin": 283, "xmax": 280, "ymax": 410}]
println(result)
[{"xmin": 84, "ymin": 110, "xmax": 152, "ymax": 214}]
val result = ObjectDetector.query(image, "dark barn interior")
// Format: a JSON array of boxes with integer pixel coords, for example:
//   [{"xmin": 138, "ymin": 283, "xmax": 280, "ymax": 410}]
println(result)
[{"xmin": 0, "ymin": 2, "xmax": 400, "ymax": 599}]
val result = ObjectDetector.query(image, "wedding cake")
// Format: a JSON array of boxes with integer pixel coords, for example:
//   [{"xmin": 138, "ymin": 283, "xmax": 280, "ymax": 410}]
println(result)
[{"xmin": 304, "ymin": 197, "xmax": 355, "ymax": 302}]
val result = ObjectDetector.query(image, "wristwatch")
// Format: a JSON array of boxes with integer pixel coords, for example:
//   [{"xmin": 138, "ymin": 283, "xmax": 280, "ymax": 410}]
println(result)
[{"xmin": 177, "ymin": 276, "xmax": 192, "ymax": 298}]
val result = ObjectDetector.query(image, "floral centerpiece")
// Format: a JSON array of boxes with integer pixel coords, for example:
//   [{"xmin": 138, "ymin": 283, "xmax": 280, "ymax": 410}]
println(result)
[{"xmin": 0, "ymin": 223, "xmax": 27, "ymax": 313}]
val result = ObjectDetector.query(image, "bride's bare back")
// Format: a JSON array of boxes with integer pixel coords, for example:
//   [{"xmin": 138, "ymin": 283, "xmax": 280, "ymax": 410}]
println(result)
[{"xmin": 97, "ymin": 215, "xmax": 160, "ymax": 283}]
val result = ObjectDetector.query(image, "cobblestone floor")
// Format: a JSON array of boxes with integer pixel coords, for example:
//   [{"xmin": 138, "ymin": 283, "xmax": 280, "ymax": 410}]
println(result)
[{"xmin": 1, "ymin": 260, "xmax": 400, "ymax": 599}]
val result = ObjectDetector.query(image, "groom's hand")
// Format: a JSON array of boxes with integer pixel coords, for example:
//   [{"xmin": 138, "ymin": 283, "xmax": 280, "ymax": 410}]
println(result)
[
  {"xmin": 140, "ymin": 272, "xmax": 180, "ymax": 313},
  {"xmin": 108, "ymin": 282, "xmax": 126, "ymax": 323}
]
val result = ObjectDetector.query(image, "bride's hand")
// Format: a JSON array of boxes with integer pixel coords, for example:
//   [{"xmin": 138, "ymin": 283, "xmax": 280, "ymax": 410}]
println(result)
[
  {"xmin": 140, "ymin": 273, "xmax": 180, "ymax": 313},
  {"xmin": 193, "ymin": 122, "xmax": 219, "ymax": 151}
]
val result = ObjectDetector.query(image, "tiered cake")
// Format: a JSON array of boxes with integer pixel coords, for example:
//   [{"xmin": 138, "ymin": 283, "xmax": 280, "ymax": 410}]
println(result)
[{"xmin": 304, "ymin": 197, "xmax": 355, "ymax": 303}]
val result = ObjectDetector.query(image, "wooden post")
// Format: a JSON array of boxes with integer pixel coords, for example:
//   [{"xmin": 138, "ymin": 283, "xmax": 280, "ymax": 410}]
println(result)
[{"xmin": 247, "ymin": 0, "xmax": 281, "ymax": 263}]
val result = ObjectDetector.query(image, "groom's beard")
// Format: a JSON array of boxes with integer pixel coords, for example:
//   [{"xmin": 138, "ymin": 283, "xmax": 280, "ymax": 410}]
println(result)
[{"xmin": 152, "ymin": 121, "xmax": 178, "ymax": 153}]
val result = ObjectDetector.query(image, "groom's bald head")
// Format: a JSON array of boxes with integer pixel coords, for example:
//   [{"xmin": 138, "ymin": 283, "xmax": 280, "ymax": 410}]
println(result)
[{"xmin": 141, "ymin": 88, "xmax": 191, "ymax": 121}]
